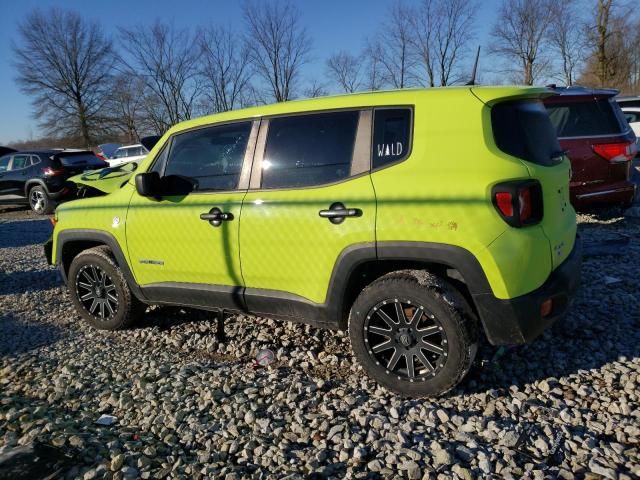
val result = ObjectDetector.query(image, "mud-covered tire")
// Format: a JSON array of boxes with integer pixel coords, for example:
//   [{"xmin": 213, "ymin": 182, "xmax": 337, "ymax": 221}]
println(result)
[
  {"xmin": 349, "ymin": 270, "xmax": 478, "ymax": 397},
  {"xmin": 67, "ymin": 246, "xmax": 145, "ymax": 330},
  {"xmin": 28, "ymin": 186, "xmax": 54, "ymax": 215}
]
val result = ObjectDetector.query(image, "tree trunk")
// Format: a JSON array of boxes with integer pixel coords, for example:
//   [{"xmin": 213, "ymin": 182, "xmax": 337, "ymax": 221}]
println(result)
[
  {"xmin": 524, "ymin": 62, "xmax": 534, "ymax": 85},
  {"xmin": 77, "ymin": 100, "xmax": 91, "ymax": 149}
]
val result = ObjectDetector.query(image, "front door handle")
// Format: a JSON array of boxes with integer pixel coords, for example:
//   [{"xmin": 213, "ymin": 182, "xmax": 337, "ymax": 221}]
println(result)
[
  {"xmin": 319, "ymin": 202, "xmax": 362, "ymax": 224},
  {"xmin": 200, "ymin": 207, "xmax": 234, "ymax": 227}
]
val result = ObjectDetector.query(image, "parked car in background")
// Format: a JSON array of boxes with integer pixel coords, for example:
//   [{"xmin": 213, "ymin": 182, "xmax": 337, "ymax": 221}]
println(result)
[
  {"xmin": 544, "ymin": 86, "xmax": 637, "ymax": 210},
  {"xmin": 616, "ymin": 96, "xmax": 640, "ymax": 109},
  {"xmin": 0, "ymin": 149, "xmax": 107, "ymax": 214},
  {"xmin": 96, "ymin": 143, "xmax": 121, "ymax": 161},
  {"xmin": 107, "ymin": 144, "xmax": 148, "ymax": 167},
  {"xmin": 621, "ymin": 107, "xmax": 640, "ymax": 152}
]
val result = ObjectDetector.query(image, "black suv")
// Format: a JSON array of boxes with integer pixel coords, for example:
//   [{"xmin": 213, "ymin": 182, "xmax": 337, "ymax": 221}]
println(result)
[{"xmin": 0, "ymin": 148, "xmax": 107, "ymax": 214}]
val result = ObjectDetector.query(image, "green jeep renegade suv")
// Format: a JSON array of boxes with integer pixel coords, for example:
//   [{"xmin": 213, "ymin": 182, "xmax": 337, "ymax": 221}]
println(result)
[{"xmin": 45, "ymin": 86, "xmax": 581, "ymax": 396}]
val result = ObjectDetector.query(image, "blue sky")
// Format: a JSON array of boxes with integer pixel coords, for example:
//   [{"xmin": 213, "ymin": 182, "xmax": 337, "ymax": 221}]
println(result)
[{"xmin": 0, "ymin": 0, "xmax": 498, "ymax": 144}]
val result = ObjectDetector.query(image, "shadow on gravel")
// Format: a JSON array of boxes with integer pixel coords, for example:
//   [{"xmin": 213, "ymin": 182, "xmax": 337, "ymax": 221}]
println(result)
[
  {"xmin": 459, "ymin": 311, "xmax": 640, "ymax": 396},
  {"xmin": 0, "ymin": 268, "xmax": 61, "ymax": 295},
  {"xmin": 0, "ymin": 314, "xmax": 63, "ymax": 358},
  {"xmin": 0, "ymin": 219, "xmax": 52, "ymax": 248},
  {"xmin": 132, "ymin": 306, "xmax": 214, "ymax": 330},
  {"xmin": 0, "ymin": 205, "xmax": 30, "ymax": 215}
]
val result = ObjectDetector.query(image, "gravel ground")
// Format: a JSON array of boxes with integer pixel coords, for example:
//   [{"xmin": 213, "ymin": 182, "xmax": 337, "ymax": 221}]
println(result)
[{"xmin": 1, "ymin": 177, "xmax": 640, "ymax": 479}]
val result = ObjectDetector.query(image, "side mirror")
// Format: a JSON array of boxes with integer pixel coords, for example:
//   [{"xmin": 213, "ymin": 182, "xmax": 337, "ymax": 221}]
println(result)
[{"xmin": 135, "ymin": 172, "xmax": 161, "ymax": 197}]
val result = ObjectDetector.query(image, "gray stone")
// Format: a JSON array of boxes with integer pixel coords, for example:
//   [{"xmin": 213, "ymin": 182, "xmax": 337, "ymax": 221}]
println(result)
[
  {"xmin": 367, "ymin": 459, "xmax": 384, "ymax": 472},
  {"xmin": 110, "ymin": 454, "xmax": 125, "ymax": 471}
]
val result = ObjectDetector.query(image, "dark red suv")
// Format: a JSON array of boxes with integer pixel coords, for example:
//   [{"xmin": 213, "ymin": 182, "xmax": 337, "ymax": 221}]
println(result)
[{"xmin": 544, "ymin": 86, "xmax": 637, "ymax": 210}]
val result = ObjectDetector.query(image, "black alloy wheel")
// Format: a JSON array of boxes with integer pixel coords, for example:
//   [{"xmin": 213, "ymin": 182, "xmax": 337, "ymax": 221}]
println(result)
[
  {"xmin": 364, "ymin": 299, "xmax": 448, "ymax": 382},
  {"xmin": 75, "ymin": 264, "xmax": 119, "ymax": 321}
]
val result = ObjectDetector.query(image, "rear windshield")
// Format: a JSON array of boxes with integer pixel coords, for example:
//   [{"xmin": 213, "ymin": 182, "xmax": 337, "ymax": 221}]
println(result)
[
  {"xmin": 57, "ymin": 153, "xmax": 105, "ymax": 167},
  {"xmin": 491, "ymin": 100, "xmax": 563, "ymax": 166},
  {"xmin": 545, "ymin": 99, "xmax": 624, "ymax": 137}
]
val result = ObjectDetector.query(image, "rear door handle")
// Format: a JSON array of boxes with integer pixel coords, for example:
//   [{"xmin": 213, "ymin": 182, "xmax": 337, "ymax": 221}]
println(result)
[
  {"xmin": 319, "ymin": 202, "xmax": 362, "ymax": 224},
  {"xmin": 200, "ymin": 207, "xmax": 234, "ymax": 227}
]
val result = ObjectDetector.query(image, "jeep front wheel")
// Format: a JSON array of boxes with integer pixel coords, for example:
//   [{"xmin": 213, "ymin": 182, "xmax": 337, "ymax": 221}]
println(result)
[
  {"xmin": 349, "ymin": 272, "xmax": 478, "ymax": 397},
  {"xmin": 67, "ymin": 246, "xmax": 144, "ymax": 330}
]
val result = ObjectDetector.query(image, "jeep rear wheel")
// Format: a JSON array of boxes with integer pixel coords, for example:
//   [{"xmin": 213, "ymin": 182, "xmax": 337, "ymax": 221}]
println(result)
[
  {"xmin": 29, "ymin": 186, "xmax": 53, "ymax": 215},
  {"xmin": 68, "ymin": 246, "xmax": 144, "ymax": 330},
  {"xmin": 349, "ymin": 272, "xmax": 478, "ymax": 397}
]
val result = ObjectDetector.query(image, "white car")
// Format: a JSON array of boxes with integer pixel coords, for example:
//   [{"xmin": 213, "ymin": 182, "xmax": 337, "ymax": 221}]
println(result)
[
  {"xmin": 107, "ymin": 144, "xmax": 148, "ymax": 167},
  {"xmin": 622, "ymin": 108, "xmax": 640, "ymax": 152}
]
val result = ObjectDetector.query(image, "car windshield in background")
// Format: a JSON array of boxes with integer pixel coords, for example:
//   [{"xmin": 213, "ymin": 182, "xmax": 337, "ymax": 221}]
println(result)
[
  {"xmin": 491, "ymin": 100, "xmax": 563, "ymax": 166},
  {"xmin": 546, "ymin": 99, "xmax": 624, "ymax": 138}
]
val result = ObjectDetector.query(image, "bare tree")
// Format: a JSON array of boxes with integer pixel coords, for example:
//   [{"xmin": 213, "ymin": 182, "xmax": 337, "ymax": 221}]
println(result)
[
  {"xmin": 489, "ymin": 0, "xmax": 555, "ymax": 85},
  {"xmin": 13, "ymin": 8, "xmax": 115, "ymax": 147},
  {"xmin": 362, "ymin": 46, "xmax": 385, "ymax": 91},
  {"xmin": 630, "ymin": 20, "xmax": 640, "ymax": 93},
  {"xmin": 579, "ymin": 2, "xmax": 639, "ymax": 92},
  {"xmin": 367, "ymin": 2, "xmax": 418, "ymax": 89},
  {"xmin": 412, "ymin": 0, "xmax": 478, "ymax": 87},
  {"xmin": 119, "ymin": 22, "xmax": 202, "ymax": 132},
  {"xmin": 243, "ymin": 0, "xmax": 312, "ymax": 102},
  {"xmin": 303, "ymin": 80, "xmax": 328, "ymax": 98},
  {"xmin": 594, "ymin": 0, "xmax": 614, "ymax": 86},
  {"xmin": 105, "ymin": 74, "xmax": 147, "ymax": 143},
  {"xmin": 549, "ymin": 0, "xmax": 585, "ymax": 86},
  {"xmin": 326, "ymin": 51, "xmax": 363, "ymax": 93},
  {"xmin": 199, "ymin": 25, "xmax": 252, "ymax": 113}
]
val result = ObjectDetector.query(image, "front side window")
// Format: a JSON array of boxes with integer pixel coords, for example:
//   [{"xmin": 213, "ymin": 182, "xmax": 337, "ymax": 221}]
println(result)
[
  {"xmin": 0, "ymin": 156, "xmax": 10, "ymax": 172},
  {"xmin": 150, "ymin": 146, "xmax": 169, "ymax": 174},
  {"xmin": 372, "ymin": 108, "xmax": 412, "ymax": 169},
  {"xmin": 114, "ymin": 149, "xmax": 127, "ymax": 159},
  {"xmin": 164, "ymin": 122, "xmax": 252, "ymax": 191},
  {"xmin": 261, "ymin": 111, "xmax": 359, "ymax": 189},
  {"xmin": 10, "ymin": 155, "xmax": 30, "ymax": 171}
]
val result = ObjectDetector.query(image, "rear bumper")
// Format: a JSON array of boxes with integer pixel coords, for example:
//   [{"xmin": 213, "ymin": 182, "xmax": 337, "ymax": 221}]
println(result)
[
  {"xmin": 473, "ymin": 235, "xmax": 582, "ymax": 345},
  {"xmin": 571, "ymin": 180, "xmax": 636, "ymax": 209}
]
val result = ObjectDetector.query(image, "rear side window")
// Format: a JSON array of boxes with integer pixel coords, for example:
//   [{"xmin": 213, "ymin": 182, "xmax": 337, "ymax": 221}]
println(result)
[
  {"xmin": 164, "ymin": 122, "xmax": 252, "ymax": 191},
  {"xmin": 10, "ymin": 155, "xmax": 30, "ymax": 170},
  {"xmin": 546, "ymin": 99, "xmax": 624, "ymax": 137},
  {"xmin": 492, "ymin": 100, "xmax": 562, "ymax": 166},
  {"xmin": 262, "ymin": 111, "xmax": 359, "ymax": 189},
  {"xmin": 372, "ymin": 108, "xmax": 412, "ymax": 169}
]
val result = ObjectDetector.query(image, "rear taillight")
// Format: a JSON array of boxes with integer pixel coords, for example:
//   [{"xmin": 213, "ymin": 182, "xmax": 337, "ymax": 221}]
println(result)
[
  {"xmin": 492, "ymin": 180, "xmax": 543, "ymax": 227},
  {"xmin": 42, "ymin": 166, "xmax": 65, "ymax": 176},
  {"xmin": 592, "ymin": 141, "xmax": 637, "ymax": 163}
]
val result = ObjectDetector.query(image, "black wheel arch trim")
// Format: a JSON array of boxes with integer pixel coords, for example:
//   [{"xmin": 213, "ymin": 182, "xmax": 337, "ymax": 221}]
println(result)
[
  {"xmin": 55, "ymin": 229, "xmax": 147, "ymax": 302},
  {"xmin": 375, "ymin": 242, "xmax": 493, "ymax": 295},
  {"xmin": 54, "ymin": 233, "xmax": 533, "ymax": 339},
  {"xmin": 24, "ymin": 179, "xmax": 50, "ymax": 197}
]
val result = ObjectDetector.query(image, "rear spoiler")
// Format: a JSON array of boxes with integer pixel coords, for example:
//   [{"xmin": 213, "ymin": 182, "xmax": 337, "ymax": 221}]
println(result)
[
  {"xmin": 470, "ymin": 86, "xmax": 555, "ymax": 106},
  {"xmin": 0, "ymin": 146, "xmax": 17, "ymax": 157},
  {"xmin": 140, "ymin": 135, "xmax": 161, "ymax": 152}
]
